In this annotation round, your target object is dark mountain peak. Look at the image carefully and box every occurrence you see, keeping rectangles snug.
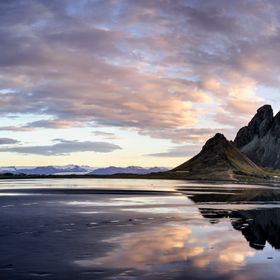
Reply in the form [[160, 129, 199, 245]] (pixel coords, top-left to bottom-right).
[[248, 104, 273, 129], [251, 104, 273, 135], [211, 132, 227, 141], [271, 110, 280, 126], [270, 110, 280, 137], [203, 133, 228, 148], [256, 104, 273, 115], [234, 104, 274, 148], [201, 133, 230, 157], [233, 104, 280, 169]]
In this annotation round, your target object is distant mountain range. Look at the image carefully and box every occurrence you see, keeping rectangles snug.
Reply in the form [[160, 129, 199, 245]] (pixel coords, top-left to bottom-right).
[[89, 166, 168, 175], [0, 165, 93, 175], [0, 165, 168, 176]]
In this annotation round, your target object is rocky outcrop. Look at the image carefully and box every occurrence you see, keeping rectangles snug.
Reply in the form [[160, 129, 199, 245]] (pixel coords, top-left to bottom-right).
[[234, 105, 280, 169], [234, 105, 273, 149]]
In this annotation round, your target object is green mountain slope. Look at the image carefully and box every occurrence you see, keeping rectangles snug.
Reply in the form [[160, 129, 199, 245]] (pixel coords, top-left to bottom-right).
[[171, 133, 266, 180]]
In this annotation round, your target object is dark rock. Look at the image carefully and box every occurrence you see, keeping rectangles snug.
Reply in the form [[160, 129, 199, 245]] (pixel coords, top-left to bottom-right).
[[234, 104, 273, 149], [234, 104, 280, 169]]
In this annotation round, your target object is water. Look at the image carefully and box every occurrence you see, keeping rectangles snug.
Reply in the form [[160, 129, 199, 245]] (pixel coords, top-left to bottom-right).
[[0, 178, 280, 279]]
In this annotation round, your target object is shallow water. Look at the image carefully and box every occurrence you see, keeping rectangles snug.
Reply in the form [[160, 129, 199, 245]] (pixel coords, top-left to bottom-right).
[[0, 179, 280, 279]]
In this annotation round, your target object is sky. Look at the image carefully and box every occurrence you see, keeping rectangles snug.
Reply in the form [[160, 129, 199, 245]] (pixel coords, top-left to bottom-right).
[[0, 0, 280, 168]]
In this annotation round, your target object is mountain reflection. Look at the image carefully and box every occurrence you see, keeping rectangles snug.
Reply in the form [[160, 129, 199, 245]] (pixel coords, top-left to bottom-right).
[[187, 188, 280, 250]]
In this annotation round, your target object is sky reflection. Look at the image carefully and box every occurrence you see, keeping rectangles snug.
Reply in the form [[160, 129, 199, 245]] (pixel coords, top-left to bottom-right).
[[74, 185, 280, 279], [75, 221, 258, 278]]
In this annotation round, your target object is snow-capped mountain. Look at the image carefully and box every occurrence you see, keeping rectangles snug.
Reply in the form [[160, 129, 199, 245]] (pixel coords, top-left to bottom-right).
[[0, 165, 94, 175], [0, 166, 18, 173], [89, 166, 168, 175], [0, 165, 168, 175], [18, 165, 90, 175]]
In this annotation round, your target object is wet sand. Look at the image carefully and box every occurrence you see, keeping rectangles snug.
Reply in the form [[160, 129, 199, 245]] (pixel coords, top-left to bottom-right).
[[1, 179, 280, 279]]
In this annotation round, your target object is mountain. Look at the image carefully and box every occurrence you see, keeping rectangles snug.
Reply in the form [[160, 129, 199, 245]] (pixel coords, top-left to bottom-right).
[[0, 165, 93, 175], [20, 165, 91, 175], [0, 166, 18, 173], [89, 166, 168, 175], [234, 104, 280, 169], [0, 165, 167, 176], [171, 133, 266, 180]]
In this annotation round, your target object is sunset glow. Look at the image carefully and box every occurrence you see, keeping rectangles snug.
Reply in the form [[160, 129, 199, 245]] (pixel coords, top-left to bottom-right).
[[1, 1, 279, 167]]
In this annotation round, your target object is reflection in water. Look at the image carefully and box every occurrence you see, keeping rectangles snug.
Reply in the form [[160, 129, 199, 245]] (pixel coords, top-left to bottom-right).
[[199, 208, 280, 250], [3, 180, 280, 279], [188, 188, 280, 250], [75, 186, 280, 279], [77, 226, 201, 269], [76, 223, 255, 276]]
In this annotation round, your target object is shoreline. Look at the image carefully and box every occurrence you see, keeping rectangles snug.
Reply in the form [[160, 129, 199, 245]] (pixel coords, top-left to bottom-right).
[[0, 173, 279, 189]]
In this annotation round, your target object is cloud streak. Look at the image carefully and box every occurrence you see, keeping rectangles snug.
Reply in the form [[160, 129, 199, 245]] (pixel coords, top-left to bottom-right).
[[0, 138, 20, 145], [0, 139, 121, 155], [147, 144, 201, 158]]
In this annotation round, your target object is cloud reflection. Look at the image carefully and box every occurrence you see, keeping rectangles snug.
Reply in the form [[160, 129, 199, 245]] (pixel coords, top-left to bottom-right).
[[75, 223, 255, 276]]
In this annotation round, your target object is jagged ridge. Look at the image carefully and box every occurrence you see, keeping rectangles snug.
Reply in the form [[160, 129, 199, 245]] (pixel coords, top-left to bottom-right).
[[234, 104, 280, 169]]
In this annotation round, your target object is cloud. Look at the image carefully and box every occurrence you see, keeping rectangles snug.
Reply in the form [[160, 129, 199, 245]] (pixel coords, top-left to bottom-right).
[[0, 139, 121, 155], [147, 144, 201, 158], [0, 126, 33, 132], [25, 119, 80, 129], [75, 222, 255, 276], [0, 138, 20, 145], [75, 225, 199, 270], [140, 128, 235, 144], [0, 0, 278, 143], [92, 131, 118, 140]]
